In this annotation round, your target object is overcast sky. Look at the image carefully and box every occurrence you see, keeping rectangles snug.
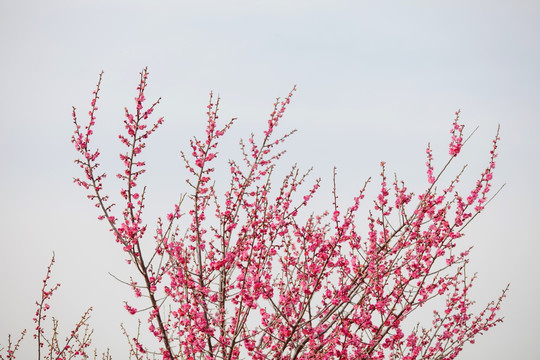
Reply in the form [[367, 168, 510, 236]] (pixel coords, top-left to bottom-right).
[[1, 1, 539, 358]]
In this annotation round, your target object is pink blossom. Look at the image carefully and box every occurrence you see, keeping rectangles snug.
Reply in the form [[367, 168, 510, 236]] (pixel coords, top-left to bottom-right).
[[67, 70, 507, 360]]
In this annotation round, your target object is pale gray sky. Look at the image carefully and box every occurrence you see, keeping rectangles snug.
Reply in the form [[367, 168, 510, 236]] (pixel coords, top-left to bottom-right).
[[1, 1, 539, 358]]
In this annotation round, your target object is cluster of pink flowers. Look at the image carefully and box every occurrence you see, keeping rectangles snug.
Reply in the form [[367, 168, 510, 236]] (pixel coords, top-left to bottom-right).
[[7, 68, 504, 360], [448, 111, 465, 157]]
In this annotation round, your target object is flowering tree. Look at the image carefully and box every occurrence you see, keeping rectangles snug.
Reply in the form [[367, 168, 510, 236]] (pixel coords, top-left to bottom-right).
[[2, 68, 507, 360], [0, 253, 102, 360]]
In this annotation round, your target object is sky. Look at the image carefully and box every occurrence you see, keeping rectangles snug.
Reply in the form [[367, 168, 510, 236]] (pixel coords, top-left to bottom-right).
[[0, 0, 539, 358]]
